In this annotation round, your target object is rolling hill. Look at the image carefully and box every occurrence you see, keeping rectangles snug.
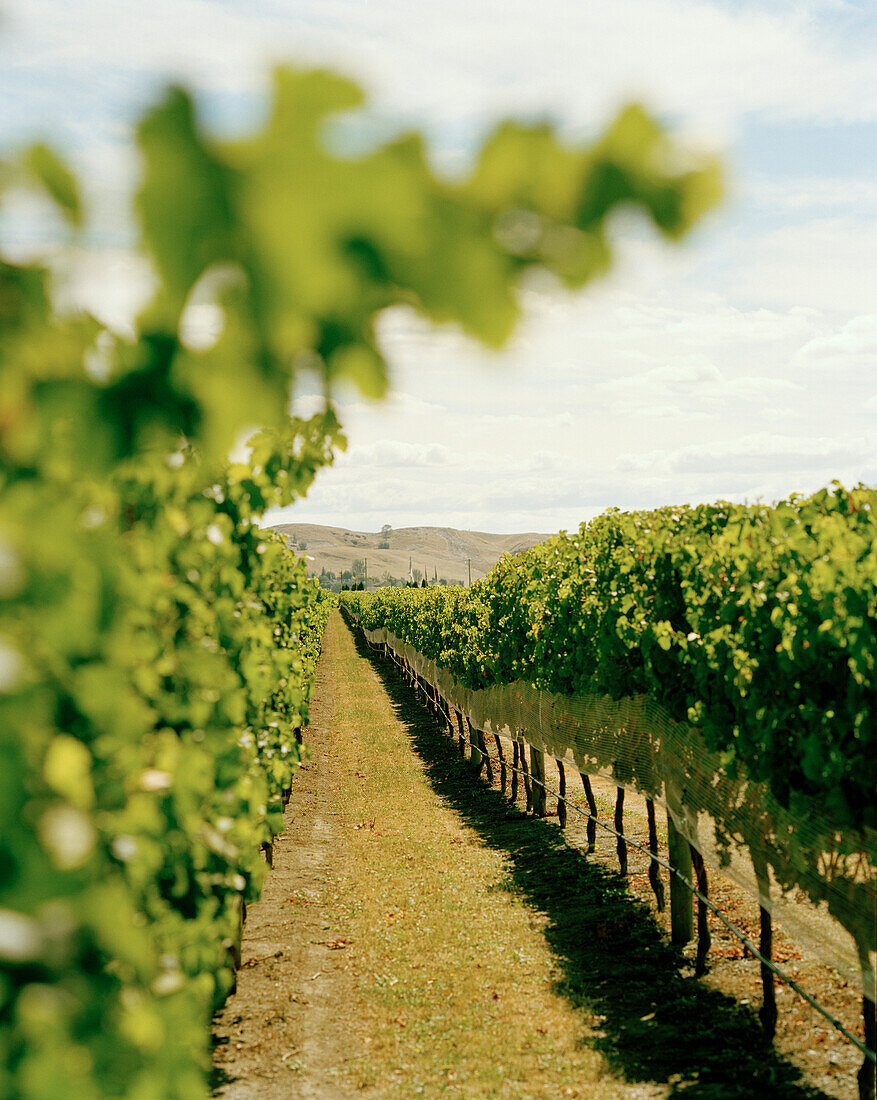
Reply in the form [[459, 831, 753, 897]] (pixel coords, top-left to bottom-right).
[[271, 523, 550, 588]]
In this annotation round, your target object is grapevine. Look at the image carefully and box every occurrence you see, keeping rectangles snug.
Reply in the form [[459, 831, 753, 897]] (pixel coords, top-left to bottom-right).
[[0, 67, 719, 1099]]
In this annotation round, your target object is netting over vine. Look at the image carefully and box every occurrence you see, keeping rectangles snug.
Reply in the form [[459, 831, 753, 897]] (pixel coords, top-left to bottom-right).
[[361, 622, 876, 1002]]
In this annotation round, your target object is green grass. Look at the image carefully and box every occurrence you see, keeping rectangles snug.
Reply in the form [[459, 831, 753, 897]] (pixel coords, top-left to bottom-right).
[[311, 613, 830, 1100], [319, 612, 619, 1098]]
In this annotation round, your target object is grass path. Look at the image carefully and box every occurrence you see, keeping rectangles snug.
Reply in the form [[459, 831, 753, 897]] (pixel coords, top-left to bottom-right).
[[213, 611, 835, 1099]]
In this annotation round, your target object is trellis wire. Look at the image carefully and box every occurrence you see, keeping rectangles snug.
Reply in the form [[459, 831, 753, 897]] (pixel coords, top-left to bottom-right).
[[369, 633, 876, 1065]]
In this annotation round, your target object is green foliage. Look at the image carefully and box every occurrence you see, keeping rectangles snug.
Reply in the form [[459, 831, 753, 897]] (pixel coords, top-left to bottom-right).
[[0, 430, 337, 1100], [1, 63, 718, 1099], [128, 67, 719, 462], [343, 490, 877, 968], [342, 486, 877, 836]]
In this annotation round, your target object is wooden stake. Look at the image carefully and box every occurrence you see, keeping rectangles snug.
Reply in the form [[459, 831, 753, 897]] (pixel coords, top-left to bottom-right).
[[520, 743, 533, 813], [441, 696, 455, 738], [556, 759, 567, 827], [759, 906, 777, 1039], [478, 730, 494, 784], [511, 741, 519, 802], [530, 747, 548, 816], [495, 735, 507, 794], [579, 772, 598, 852], [645, 799, 665, 912], [466, 717, 484, 777], [614, 787, 627, 876], [690, 845, 711, 976], [454, 710, 467, 758], [667, 814, 693, 946]]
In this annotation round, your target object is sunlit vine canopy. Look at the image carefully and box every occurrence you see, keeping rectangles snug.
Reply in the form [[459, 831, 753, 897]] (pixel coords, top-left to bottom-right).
[[0, 68, 719, 1099]]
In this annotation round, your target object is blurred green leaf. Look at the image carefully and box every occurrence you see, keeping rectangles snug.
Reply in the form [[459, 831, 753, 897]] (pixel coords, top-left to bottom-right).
[[22, 143, 82, 227]]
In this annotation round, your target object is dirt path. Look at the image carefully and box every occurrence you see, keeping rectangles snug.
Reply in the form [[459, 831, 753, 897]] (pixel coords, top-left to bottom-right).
[[212, 639, 354, 1099], [212, 612, 849, 1098]]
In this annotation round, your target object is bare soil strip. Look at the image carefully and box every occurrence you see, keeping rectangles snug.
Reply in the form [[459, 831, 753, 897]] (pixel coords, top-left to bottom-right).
[[212, 641, 353, 1099], [213, 612, 851, 1098]]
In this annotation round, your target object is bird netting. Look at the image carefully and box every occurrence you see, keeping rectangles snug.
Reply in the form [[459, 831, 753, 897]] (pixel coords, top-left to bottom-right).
[[361, 622, 876, 1003]]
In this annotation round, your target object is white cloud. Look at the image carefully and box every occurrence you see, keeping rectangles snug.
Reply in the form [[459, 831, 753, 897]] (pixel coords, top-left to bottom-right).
[[728, 217, 877, 313], [793, 314, 877, 370], [5, 0, 876, 534], [342, 440, 451, 468], [664, 431, 872, 476], [596, 356, 802, 417], [750, 176, 877, 215], [5, 0, 877, 148]]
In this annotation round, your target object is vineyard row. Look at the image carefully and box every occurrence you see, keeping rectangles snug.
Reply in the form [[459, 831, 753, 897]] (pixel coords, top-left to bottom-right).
[[340, 487, 877, 1090]]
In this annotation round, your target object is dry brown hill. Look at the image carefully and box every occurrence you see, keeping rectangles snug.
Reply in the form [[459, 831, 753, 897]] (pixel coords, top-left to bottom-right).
[[271, 523, 550, 588]]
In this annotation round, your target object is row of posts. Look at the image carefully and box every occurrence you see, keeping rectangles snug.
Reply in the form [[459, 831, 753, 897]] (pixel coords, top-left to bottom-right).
[[375, 637, 875, 1100], [389, 648, 704, 950]]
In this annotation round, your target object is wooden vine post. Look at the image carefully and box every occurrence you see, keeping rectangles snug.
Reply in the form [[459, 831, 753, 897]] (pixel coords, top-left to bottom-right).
[[437, 691, 456, 740], [454, 710, 468, 758], [510, 742, 520, 802], [614, 788, 628, 875], [519, 742, 533, 812], [579, 772, 598, 852], [444, 701, 457, 741], [645, 799, 665, 911], [556, 759, 567, 827], [478, 729, 494, 784], [495, 735, 507, 794], [529, 746, 548, 816], [666, 814, 694, 945], [759, 906, 778, 1039], [689, 845, 711, 976], [466, 717, 484, 777]]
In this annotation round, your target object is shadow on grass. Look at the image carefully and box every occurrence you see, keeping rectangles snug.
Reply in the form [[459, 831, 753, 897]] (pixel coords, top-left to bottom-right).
[[351, 625, 832, 1100]]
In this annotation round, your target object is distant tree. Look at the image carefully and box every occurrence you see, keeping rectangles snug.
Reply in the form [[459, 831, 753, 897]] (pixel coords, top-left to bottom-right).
[[299, 540, 307, 551], [412, 567, 422, 584], [420, 577, 428, 587]]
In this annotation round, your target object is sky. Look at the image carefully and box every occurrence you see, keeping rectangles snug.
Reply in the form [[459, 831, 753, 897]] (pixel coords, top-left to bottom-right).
[[1, 0, 875, 534]]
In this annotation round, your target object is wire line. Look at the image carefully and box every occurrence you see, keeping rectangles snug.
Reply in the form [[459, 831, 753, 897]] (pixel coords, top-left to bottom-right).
[[366, 632, 876, 1063]]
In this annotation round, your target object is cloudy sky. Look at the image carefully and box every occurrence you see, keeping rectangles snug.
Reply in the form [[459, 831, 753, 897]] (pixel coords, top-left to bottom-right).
[[2, 0, 876, 534]]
